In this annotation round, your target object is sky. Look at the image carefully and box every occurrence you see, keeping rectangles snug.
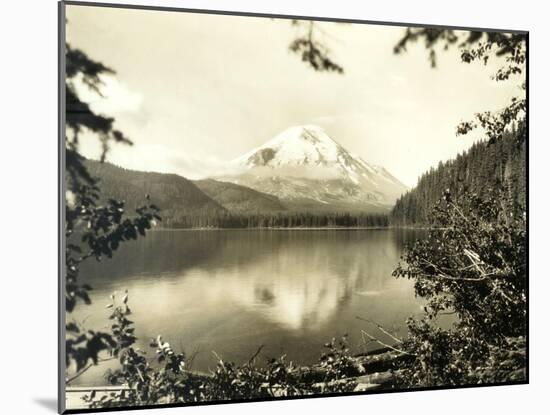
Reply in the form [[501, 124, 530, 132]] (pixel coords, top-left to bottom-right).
[[66, 4, 524, 187]]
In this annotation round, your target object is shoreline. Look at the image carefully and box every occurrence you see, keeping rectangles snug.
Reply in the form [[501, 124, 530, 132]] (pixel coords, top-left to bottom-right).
[[65, 336, 526, 410], [65, 347, 407, 409], [148, 226, 432, 231], [153, 226, 389, 231]]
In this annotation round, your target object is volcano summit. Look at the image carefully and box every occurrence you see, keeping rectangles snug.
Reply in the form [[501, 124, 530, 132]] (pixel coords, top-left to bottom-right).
[[218, 125, 408, 212]]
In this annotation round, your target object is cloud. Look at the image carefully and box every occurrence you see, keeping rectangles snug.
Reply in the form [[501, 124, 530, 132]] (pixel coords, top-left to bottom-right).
[[72, 73, 143, 115], [388, 74, 406, 87], [169, 154, 246, 179], [84, 141, 243, 180]]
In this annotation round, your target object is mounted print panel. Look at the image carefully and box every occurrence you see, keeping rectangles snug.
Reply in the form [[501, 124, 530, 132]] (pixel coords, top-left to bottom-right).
[[59, 1, 528, 413]]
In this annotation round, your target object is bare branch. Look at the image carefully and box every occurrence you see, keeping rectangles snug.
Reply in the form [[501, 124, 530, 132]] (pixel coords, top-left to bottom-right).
[[356, 316, 403, 344], [66, 357, 116, 384], [247, 345, 265, 366], [360, 330, 411, 356]]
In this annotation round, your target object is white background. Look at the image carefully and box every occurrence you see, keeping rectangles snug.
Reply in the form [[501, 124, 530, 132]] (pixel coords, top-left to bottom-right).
[[1, 0, 547, 414]]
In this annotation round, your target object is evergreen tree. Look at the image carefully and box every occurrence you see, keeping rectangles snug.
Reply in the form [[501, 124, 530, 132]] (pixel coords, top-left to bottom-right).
[[391, 125, 526, 225]]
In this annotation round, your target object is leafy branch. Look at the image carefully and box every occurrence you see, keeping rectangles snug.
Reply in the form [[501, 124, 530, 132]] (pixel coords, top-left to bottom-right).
[[289, 21, 344, 74], [64, 40, 161, 384]]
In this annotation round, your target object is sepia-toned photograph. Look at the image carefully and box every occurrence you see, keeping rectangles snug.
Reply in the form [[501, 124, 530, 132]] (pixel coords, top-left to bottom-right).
[[61, 2, 527, 412]]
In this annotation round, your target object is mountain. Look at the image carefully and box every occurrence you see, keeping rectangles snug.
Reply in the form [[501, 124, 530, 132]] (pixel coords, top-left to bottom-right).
[[194, 179, 287, 213], [219, 125, 408, 212], [83, 160, 226, 226], [391, 125, 526, 225], [78, 158, 393, 229]]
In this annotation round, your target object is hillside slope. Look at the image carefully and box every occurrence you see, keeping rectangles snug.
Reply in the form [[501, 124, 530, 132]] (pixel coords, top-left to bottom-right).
[[194, 179, 287, 213], [83, 160, 226, 225], [391, 128, 526, 225]]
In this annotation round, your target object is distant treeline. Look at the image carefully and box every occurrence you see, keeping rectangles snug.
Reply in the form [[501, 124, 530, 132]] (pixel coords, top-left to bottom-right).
[[391, 124, 526, 225], [167, 212, 390, 229]]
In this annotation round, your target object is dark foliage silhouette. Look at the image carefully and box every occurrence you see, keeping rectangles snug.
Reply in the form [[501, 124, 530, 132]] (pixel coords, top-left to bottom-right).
[[64, 43, 159, 383]]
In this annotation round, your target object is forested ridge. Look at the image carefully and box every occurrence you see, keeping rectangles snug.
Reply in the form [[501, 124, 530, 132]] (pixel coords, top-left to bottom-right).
[[172, 211, 389, 229], [83, 159, 226, 217], [391, 124, 526, 225], [194, 178, 287, 213], [83, 159, 390, 229]]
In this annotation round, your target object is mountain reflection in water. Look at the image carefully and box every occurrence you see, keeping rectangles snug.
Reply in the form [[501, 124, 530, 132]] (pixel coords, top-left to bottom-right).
[[71, 229, 426, 386]]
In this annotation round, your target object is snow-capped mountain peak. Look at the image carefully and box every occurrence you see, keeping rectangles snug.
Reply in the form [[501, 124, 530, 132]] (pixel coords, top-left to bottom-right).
[[234, 125, 344, 169], [223, 125, 408, 210]]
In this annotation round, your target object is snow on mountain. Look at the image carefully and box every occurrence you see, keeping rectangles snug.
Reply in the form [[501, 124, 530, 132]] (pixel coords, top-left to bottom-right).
[[221, 125, 408, 210], [235, 125, 343, 167]]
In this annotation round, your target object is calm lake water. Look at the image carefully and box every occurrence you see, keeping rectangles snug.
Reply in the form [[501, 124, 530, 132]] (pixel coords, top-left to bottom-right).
[[70, 228, 427, 386]]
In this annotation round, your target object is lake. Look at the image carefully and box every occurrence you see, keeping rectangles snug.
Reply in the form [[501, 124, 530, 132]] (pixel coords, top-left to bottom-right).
[[70, 228, 427, 385]]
